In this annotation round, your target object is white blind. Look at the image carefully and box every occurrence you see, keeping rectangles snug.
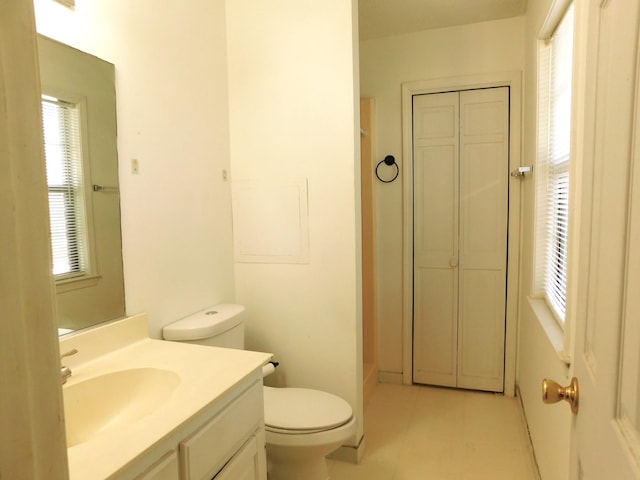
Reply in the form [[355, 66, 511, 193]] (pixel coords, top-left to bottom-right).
[[42, 97, 88, 278], [535, 3, 575, 323]]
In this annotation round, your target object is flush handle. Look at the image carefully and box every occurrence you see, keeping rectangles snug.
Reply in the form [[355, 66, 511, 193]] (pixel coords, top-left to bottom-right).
[[542, 377, 579, 414]]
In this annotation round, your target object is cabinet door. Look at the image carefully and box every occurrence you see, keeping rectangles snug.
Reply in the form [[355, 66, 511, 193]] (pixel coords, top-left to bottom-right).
[[180, 383, 263, 479], [214, 434, 263, 480], [135, 451, 179, 480]]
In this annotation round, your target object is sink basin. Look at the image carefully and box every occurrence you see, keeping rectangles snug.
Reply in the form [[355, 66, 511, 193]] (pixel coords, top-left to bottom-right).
[[63, 368, 180, 447]]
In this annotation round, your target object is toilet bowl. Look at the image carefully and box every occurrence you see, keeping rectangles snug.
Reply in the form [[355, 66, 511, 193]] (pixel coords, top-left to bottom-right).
[[162, 304, 356, 480], [263, 386, 356, 480]]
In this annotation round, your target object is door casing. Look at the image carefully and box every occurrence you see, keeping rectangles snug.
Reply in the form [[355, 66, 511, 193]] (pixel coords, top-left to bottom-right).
[[401, 71, 522, 395]]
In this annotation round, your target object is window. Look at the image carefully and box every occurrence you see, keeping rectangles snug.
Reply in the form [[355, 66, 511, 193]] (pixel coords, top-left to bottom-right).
[[41, 95, 89, 279], [535, 2, 575, 325]]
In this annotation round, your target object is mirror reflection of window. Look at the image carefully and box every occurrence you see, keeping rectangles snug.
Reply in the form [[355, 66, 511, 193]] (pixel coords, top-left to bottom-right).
[[38, 34, 125, 333], [41, 95, 90, 279]]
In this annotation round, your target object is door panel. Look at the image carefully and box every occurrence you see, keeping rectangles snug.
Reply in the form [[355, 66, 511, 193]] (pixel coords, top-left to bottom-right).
[[458, 268, 505, 391], [618, 126, 640, 473], [413, 92, 459, 387], [414, 268, 457, 386], [416, 145, 458, 261], [458, 88, 509, 391], [460, 143, 507, 265]]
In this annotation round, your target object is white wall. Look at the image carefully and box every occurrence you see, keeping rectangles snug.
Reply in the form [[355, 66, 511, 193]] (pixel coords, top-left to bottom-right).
[[360, 17, 525, 376], [34, 0, 236, 338], [36, 0, 364, 450], [517, 1, 572, 478], [226, 0, 363, 447]]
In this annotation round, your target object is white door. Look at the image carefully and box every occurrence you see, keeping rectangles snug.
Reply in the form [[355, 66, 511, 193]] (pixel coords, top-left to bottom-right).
[[567, 0, 640, 477], [413, 91, 459, 388], [413, 87, 509, 392]]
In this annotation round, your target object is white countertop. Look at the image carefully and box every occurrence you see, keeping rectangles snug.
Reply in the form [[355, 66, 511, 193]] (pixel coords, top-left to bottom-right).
[[59, 314, 271, 479]]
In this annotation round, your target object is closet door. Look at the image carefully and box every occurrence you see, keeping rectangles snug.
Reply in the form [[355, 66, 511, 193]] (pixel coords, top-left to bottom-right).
[[457, 88, 509, 392], [412, 88, 509, 392], [412, 91, 460, 387]]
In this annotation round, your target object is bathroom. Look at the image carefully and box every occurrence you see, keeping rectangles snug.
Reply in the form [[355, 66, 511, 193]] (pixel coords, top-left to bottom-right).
[[3, 0, 640, 478]]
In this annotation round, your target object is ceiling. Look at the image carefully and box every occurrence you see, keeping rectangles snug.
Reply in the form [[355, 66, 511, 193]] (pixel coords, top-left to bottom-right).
[[358, 0, 528, 40]]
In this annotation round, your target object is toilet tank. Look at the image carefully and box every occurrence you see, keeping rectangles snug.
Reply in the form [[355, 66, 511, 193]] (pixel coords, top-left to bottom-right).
[[162, 304, 245, 349]]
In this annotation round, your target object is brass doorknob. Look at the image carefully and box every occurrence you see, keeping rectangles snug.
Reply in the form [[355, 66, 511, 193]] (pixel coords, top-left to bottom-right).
[[542, 377, 579, 414]]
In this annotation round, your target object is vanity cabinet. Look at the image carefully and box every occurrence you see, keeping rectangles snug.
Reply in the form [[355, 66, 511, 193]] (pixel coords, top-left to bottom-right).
[[122, 377, 266, 480], [61, 316, 272, 480], [180, 381, 266, 480]]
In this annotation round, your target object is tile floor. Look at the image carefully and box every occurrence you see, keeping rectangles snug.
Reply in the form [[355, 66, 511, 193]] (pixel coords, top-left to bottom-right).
[[327, 383, 539, 480]]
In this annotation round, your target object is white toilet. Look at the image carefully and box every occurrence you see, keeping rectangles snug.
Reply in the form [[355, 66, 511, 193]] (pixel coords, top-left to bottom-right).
[[162, 304, 356, 480]]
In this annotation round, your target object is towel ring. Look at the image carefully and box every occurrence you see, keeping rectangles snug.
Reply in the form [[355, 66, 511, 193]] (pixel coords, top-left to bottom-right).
[[376, 155, 399, 183]]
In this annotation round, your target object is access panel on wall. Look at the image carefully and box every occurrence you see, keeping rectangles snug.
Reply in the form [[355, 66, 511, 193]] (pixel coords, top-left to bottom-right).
[[412, 87, 509, 393]]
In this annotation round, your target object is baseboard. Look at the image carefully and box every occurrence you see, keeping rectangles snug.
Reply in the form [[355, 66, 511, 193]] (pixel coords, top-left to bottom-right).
[[377, 371, 404, 384], [515, 385, 542, 480], [363, 362, 377, 403], [328, 434, 366, 464]]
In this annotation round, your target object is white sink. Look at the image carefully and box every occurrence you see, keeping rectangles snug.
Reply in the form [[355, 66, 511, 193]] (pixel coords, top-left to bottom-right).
[[63, 368, 180, 447]]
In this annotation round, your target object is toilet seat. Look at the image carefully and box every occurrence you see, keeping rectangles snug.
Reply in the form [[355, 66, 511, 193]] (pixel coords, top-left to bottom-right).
[[263, 387, 353, 434]]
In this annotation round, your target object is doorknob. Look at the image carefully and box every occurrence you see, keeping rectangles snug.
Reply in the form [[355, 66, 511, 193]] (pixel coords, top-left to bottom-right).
[[542, 377, 579, 414], [449, 257, 458, 267]]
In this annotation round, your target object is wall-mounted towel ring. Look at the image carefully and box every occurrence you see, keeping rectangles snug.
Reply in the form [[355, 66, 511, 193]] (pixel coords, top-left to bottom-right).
[[376, 155, 399, 183]]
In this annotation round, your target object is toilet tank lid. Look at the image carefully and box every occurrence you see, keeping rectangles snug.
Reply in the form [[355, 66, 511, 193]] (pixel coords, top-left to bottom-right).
[[162, 304, 245, 341]]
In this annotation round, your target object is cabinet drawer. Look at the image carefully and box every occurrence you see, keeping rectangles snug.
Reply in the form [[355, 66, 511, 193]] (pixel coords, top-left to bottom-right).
[[180, 382, 263, 480]]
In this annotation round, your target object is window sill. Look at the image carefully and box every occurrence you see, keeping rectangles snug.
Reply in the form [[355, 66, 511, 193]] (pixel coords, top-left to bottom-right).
[[55, 273, 101, 293], [527, 296, 572, 365]]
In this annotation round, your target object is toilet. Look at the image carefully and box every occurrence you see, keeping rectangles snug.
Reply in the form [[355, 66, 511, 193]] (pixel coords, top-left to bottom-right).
[[162, 304, 356, 480]]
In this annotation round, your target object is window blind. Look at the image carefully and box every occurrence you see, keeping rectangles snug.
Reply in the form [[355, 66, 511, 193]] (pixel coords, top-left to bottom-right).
[[42, 97, 88, 278], [535, 3, 574, 323]]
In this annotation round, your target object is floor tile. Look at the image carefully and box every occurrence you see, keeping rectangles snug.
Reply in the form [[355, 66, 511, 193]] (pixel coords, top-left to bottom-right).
[[329, 383, 539, 480]]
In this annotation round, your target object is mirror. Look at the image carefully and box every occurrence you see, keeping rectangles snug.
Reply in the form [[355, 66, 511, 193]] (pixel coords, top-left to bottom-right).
[[38, 35, 126, 334]]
